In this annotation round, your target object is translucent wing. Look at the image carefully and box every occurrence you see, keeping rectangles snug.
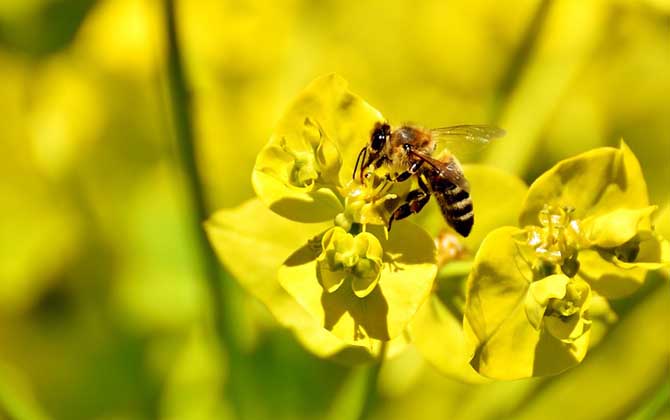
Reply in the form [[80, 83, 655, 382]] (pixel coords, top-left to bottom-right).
[[430, 124, 505, 158], [409, 149, 470, 192], [431, 124, 506, 143]]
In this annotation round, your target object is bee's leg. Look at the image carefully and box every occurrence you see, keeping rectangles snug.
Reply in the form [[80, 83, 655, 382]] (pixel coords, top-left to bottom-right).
[[394, 171, 412, 182], [417, 173, 430, 193], [353, 147, 367, 180], [388, 188, 431, 230], [393, 160, 424, 183]]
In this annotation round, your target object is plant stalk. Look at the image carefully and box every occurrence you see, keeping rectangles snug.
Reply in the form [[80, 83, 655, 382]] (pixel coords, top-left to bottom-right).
[[163, 1, 250, 417], [358, 344, 386, 420]]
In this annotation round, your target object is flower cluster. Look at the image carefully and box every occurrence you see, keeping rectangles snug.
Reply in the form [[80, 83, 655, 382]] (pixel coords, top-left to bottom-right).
[[207, 75, 436, 360], [206, 75, 669, 377], [316, 227, 383, 298]]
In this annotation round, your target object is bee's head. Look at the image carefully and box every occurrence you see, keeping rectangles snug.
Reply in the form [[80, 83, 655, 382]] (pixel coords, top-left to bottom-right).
[[354, 122, 391, 182], [370, 122, 391, 153]]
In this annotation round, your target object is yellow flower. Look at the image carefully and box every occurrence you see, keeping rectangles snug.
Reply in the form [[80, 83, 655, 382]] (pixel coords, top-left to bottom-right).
[[464, 142, 668, 379], [209, 75, 436, 355]]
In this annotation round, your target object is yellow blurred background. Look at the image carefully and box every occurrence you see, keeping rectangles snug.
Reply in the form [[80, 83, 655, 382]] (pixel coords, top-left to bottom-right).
[[0, 0, 668, 419]]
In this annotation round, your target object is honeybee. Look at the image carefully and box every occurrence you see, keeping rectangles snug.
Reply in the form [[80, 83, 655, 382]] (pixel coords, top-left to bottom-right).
[[353, 122, 505, 237]]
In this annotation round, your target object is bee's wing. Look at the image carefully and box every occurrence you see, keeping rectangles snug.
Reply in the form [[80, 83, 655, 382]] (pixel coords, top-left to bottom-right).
[[409, 150, 470, 192], [430, 124, 505, 158]]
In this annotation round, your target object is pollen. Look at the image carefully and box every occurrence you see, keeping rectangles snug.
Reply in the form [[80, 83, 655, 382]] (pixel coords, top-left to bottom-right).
[[520, 204, 586, 277]]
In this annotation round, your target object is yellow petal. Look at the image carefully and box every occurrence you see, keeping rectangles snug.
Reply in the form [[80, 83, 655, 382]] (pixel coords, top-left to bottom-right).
[[525, 274, 569, 330], [582, 206, 657, 248], [577, 249, 646, 299], [520, 141, 649, 227], [206, 199, 379, 362], [252, 74, 383, 222], [279, 222, 436, 344]]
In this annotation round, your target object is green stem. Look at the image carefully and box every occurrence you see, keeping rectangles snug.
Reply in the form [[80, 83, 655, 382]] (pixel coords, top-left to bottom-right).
[[325, 344, 386, 420], [437, 260, 472, 279], [163, 1, 249, 417], [358, 344, 386, 420]]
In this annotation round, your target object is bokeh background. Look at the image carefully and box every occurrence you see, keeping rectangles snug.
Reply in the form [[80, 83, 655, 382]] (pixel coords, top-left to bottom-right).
[[0, 0, 668, 419]]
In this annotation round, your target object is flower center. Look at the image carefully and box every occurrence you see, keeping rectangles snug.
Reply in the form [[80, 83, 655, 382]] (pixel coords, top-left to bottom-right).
[[523, 204, 584, 277], [334, 174, 405, 229], [547, 281, 584, 318], [276, 117, 343, 189]]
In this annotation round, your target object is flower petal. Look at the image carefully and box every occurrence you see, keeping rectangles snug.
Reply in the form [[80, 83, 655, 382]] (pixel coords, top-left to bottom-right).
[[525, 274, 569, 330], [582, 206, 657, 248], [205, 199, 381, 362], [577, 249, 646, 299], [252, 74, 383, 222], [520, 141, 649, 227], [409, 294, 489, 383], [610, 231, 670, 270], [279, 222, 436, 344], [544, 314, 591, 342], [357, 232, 384, 261], [351, 261, 381, 298], [317, 260, 347, 293], [545, 278, 592, 341]]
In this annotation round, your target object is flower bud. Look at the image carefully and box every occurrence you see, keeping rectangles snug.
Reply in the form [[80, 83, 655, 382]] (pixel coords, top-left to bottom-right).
[[316, 227, 383, 298], [290, 151, 319, 187], [525, 274, 591, 342], [544, 278, 591, 341]]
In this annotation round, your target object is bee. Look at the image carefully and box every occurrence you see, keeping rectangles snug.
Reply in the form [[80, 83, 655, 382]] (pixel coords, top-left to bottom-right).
[[353, 122, 505, 237]]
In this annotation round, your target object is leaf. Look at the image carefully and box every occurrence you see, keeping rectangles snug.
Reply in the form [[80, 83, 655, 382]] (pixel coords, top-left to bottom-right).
[[279, 222, 436, 345], [582, 206, 657, 248], [519, 141, 649, 227], [464, 227, 589, 379], [205, 199, 382, 362], [252, 74, 384, 222]]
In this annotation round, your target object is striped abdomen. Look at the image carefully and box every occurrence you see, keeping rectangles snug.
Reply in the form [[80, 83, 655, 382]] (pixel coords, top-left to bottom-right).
[[428, 171, 474, 237]]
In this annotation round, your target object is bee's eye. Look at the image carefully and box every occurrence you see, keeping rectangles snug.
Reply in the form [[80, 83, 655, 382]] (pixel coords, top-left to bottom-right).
[[371, 129, 386, 151]]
